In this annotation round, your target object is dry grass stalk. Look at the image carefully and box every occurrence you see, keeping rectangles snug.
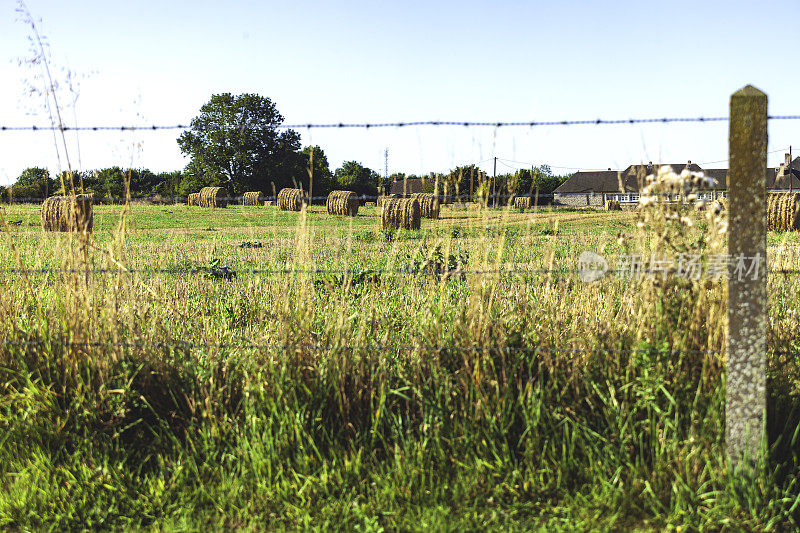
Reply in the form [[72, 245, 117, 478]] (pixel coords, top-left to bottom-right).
[[364, 201, 376, 207], [277, 188, 306, 211], [381, 198, 421, 230], [41, 195, 94, 232], [411, 193, 440, 219], [242, 191, 261, 206], [326, 190, 359, 216], [187, 193, 201, 206], [199, 186, 228, 208]]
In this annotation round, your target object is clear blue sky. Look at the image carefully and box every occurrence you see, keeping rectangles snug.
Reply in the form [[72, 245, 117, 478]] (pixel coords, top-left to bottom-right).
[[1, 0, 798, 185]]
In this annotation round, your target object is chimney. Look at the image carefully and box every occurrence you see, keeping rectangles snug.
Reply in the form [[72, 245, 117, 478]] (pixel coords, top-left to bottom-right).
[[778, 163, 786, 178], [787, 153, 792, 168]]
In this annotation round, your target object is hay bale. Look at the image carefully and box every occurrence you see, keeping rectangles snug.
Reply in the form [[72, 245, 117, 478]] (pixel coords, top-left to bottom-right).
[[326, 190, 359, 216], [187, 192, 201, 206], [41, 195, 94, 232], [199, 186, 228, 208], [277, 188, 307, 211], [768, 192, 800, 231], [411, 193, 440, 219], [513, 196, 532, 210], [242, 191, 261, 206], [381, 198, 421, 230], [605, 200, 622, 211]]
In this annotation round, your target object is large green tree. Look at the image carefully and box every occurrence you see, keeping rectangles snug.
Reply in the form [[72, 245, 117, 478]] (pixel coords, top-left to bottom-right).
[[10, 167, 56, 199], [334, 161, 380, 198], [177, 93, 301, 194]]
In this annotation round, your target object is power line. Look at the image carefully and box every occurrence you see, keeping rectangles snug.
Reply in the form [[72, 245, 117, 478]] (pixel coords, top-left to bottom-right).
[[496, 148, 793, 172], [496, 157, 607, 172], [699, 147, 791, 166]]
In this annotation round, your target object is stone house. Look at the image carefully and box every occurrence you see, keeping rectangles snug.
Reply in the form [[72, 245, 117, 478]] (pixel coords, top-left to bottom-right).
[[552, 160, 788, 207]]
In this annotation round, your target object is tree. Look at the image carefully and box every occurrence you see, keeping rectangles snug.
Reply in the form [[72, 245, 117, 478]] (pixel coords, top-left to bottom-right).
[[88, 167, 122, 199], [177, 93, 301, 195], [298, 145, 334, 197], [425, 165, 482, 200], [334, 161, 380, 197], [11, 167, 56, 199]]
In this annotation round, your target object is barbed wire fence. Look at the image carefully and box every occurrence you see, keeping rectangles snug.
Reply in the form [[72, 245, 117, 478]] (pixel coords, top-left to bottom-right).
[[1, 109, 799, 364], [2, 114, 800, 131]]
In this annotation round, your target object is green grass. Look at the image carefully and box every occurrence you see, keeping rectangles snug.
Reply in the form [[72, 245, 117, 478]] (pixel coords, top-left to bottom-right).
[[1, 202, 800, 530]]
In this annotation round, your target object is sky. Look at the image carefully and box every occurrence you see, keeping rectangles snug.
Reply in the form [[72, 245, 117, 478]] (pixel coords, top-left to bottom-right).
[[1, 0, 798, 186]]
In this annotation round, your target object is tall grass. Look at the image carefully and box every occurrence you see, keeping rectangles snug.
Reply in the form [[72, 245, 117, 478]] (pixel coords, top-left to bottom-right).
[[1, 191, 800, 529]]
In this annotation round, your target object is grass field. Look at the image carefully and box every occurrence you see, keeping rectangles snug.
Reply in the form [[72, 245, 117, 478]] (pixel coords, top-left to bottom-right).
[[2, 201, 800, 530]]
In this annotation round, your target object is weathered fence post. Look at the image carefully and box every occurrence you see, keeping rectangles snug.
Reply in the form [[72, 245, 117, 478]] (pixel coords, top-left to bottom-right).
[[727, 85, 768, 467]]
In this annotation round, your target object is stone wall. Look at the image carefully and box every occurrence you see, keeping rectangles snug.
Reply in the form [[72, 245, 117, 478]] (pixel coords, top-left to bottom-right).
[[554, 193, 605, 208]]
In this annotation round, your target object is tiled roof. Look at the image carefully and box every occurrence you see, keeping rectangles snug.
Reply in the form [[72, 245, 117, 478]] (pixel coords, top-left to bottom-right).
[[555, 163, 702, 194], [552, 171, 625, 194]]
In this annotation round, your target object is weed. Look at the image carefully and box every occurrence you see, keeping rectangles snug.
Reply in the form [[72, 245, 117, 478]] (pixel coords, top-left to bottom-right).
[[193, 258, 237, 281]]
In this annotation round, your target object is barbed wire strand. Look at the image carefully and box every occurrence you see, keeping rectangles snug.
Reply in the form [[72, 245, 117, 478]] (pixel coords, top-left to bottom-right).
[[1, 189, 753, 203], [0, 266, 798, 276], [0, 192, 559, 203], [2, 115, 800, 132], [2, 338, 796, 358], [0, 338, 729, 354]]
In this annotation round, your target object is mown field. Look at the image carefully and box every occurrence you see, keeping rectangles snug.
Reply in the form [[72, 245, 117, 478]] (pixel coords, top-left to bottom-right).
[[2, 201, 800, 530]]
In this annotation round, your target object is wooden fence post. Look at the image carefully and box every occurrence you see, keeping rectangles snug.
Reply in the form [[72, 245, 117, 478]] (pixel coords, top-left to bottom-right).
[[727, 85, 768, 467]]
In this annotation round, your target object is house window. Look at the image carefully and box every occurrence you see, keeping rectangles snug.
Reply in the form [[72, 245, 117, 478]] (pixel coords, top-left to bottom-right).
[[611, 193, 639, 202]]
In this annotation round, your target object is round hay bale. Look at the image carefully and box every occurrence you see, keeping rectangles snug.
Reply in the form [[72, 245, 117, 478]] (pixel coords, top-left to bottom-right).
[[326, 190, 359, 216], [41, 195, 94, 232], [768, 192, 800, 231], [605, 200, 622, 211], [513, 196, 532, 210], [242, 191, 261, 206], [381, 198, 421, 230], [199, 186, 228, 208], [411, 193, 440, 219], [277, 188, 307, 211], [187, 192, 201, 206]]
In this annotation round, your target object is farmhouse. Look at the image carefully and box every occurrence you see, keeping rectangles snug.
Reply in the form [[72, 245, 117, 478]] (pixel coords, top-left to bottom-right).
[[775, 154, 800, 189], [553, 158, 796, 207]]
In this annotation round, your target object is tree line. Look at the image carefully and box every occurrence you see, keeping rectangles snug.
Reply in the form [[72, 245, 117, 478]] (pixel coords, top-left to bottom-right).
[[1, 93, 570, 202]]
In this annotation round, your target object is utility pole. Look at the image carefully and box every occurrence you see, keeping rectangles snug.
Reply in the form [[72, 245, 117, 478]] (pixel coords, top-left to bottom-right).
[[469, 166, 474, 202], [493, 156, 497, 207], [383, 147, 389, 195]]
